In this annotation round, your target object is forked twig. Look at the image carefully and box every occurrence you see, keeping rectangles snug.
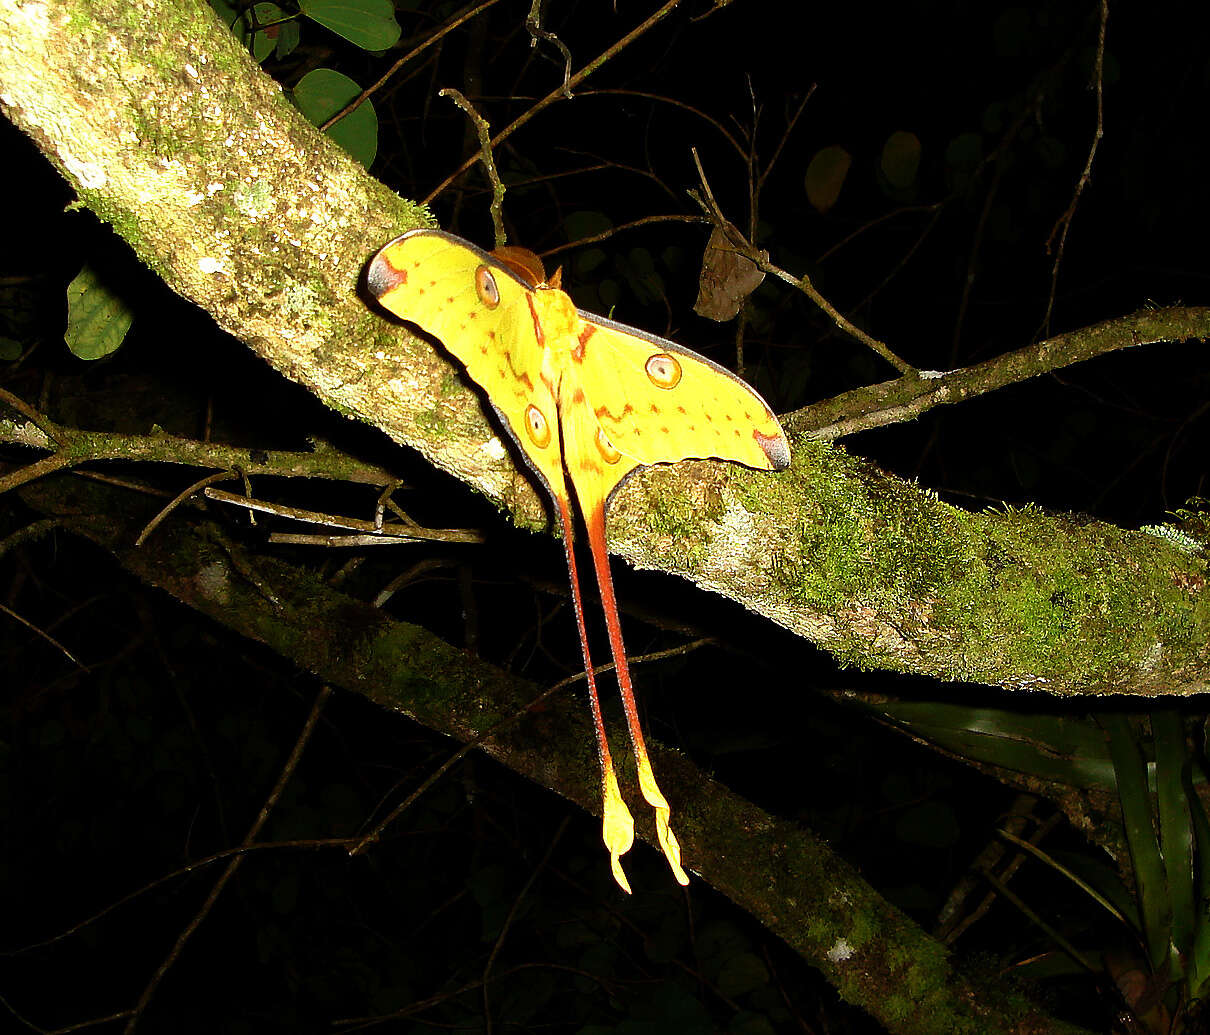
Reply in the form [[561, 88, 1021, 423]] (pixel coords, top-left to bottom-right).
[[348, 638, 714, 856], [121, 686, 334, 1033], [319, 0, 504, 132], [690, 150, 914, 375], [135, 469, 237, 546], [439, 88, 508, 245], [483, 816, 570, 1034], [425, 0, 686, 203], [525, 0, 573, 99], [1038, 0, 1108, 337]]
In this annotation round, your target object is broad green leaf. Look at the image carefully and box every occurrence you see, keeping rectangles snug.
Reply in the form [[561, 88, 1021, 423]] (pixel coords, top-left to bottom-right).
[[716, 950, 770, 998], [293, 68, 378, 168], [804, 145, 851, 214], [299, 0, 401, 51], [65, 265, 133, 360], [880, 130, 921, 191], [944, 132, 983, 191], [564, 209, 613, 243], [618, 246, 664, 306], [231, 2, 289, 63], [572, 246, 607, 277], [208, 0, 239, 27], [274, 17, 300, 58], [0, 336, 22, 361]]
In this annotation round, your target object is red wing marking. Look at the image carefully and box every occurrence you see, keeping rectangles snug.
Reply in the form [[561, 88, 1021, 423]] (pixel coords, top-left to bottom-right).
[[525, 294, 546, 347], [574, 324, 595, 361], [594, 403, 634, 422]]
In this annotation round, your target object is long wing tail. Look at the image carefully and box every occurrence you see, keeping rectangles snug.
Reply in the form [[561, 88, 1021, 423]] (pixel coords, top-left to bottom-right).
[[555, 494, 636, 893], [581, 499, 690, 888]]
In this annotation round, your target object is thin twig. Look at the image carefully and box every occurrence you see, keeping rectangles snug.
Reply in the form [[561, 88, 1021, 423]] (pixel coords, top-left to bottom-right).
[[0, 414, 400, 487], [0, 601, 86, 670], [690, 150, 913, 375], [525, 0, 573, 99], [0, 384, 67, 446], [204, 486, 484, 543], [122, 686, 333, 1033], [425, 0, 686, 204], [790, 305, 1210, 440], [318, 0, 504, 132], [349, 638, 714, 856], [540, 213, 704, 259], [439, 88, 507, 246], [483, 816, 569, 1034], [134, 469, 236, 546], [1038, 0, 1107, 337], [578, 88, 746, 163], [755, 88, 814, 201], [6, 838, 351, 956], [0, 453, 76, 496]]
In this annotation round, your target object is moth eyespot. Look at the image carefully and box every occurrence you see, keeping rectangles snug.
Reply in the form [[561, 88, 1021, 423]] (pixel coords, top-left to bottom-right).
[[524, 404, 551, 448], [645, 353, 682, 389], [475, 266, 501, 308], [596, 427, 621, 464]]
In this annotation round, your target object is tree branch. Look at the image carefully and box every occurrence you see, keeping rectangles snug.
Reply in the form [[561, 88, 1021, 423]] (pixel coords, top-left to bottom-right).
[[0, 0, 1207, 702], [15, 473, 1092, 1035]]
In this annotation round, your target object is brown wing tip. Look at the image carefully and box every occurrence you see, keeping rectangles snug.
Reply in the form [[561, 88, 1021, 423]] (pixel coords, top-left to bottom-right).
[[755, 429, 791, 470], [366, 247, 407, 301]]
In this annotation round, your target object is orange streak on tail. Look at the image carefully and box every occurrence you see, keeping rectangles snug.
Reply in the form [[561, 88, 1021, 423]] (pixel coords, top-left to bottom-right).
[[557, 494, 634, 894], [582, 502, 690, 887]]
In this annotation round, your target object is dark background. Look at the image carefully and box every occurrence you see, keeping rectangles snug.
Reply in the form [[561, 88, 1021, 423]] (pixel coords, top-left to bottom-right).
[[2, 1, 1208, 1031]]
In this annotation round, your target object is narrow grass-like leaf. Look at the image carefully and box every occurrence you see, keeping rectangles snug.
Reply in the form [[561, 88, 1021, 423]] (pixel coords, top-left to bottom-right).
[[861, 699, 1118, 788], [1153, 709, 1194, 979], [1182, 752, 1210, 997], [1102, 712, 1171, 972]]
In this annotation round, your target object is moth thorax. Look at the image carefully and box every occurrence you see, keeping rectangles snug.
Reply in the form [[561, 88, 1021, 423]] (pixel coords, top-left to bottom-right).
[[531, 286, 581, 351]]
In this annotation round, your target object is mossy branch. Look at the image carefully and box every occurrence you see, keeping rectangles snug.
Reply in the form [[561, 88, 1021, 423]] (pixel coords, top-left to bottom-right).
[[0, 0, 1207, 703], [16, 473, 1093, 1035]]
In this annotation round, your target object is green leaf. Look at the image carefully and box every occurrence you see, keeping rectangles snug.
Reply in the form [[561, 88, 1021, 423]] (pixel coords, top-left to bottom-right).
[[1102, 712, 1171, 972], [858, 698, 1120, 789], [716, 950, 769, 997], [274, 17, 301, 59], [880, 130, 921, 193], [292, 68, 378, 168], [65, 264, 133, 360], [299, 0, 401, 51], [564, 209, 614, 243], [232, 2, 289, 64], [804, 145, 851, 214], [944, 132, 983, 191], [1183, 740, 1210, 994], [1153, 709, 1194, 977]]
